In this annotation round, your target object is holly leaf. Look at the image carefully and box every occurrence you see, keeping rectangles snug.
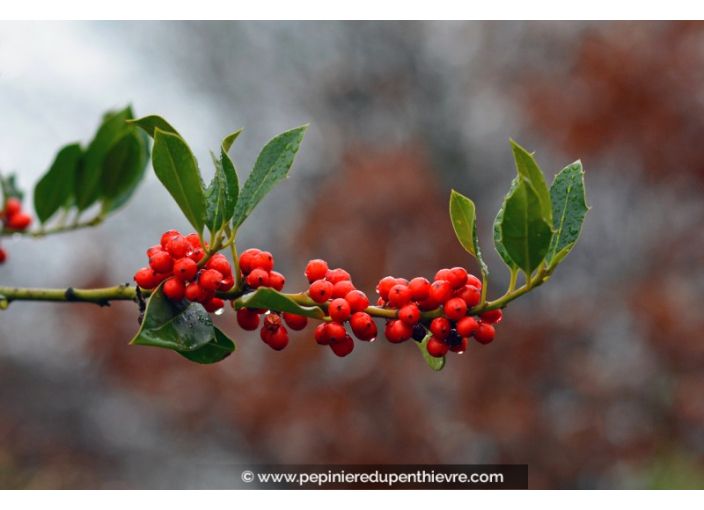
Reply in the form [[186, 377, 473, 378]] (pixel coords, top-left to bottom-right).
[[510, 140, 553, 226], [234, 288, 325, 320], [34, 143, 82, 223], [127, 115, 181, 139], [449, 190, 489, 276], [493, 177, 519, 271], [178, 327, 235, 364], [416, 332, 446, 372]]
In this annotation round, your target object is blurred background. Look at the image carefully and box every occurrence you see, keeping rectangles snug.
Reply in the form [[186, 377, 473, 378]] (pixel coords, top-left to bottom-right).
[[1, 20, 703, 489]]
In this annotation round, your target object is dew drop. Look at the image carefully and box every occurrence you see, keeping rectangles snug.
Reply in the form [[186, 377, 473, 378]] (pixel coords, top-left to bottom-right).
[[215, 308, 224, 316]]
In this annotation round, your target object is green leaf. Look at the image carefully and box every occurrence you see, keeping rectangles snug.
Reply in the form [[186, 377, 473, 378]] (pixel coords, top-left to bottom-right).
[[232, 125, 307, 228], [75, 106, 134, 211], [545, 161, 589, 266], [101, 131, 149, 212], [178, 327, 235, 364], [416, 333, 446, 372], [130, 282, 215, 351], [493, 177, 519, 271], [510, 140, 553, 225], [127, 115, 181, 139], [220, 129, 241, 219], [234, 288, 325, 320], [152, 128, 207, 234], [102, 130, 151, 214], [449, 190, 489, 276], [33, 143, 82, 223], [204, 130, 242, 234], [1, 174, 24, 203], [498, 178, 553, 276]]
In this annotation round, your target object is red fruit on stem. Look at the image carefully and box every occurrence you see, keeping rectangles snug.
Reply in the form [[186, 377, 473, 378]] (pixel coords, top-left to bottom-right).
[[314, 323, 330, 345], [449, 267, 469, 289], [283, 313, 308, 331], [149, 251, 174, 274], [4, 197, 21, 218], [427, 336, 449, 358], [237, 308, 261, 331], [332, 280, 355, 299], [268, 271, 286, 291], [376, 276, 398, 301], [434, 268, 450, 281], [134, 267, 158, 289], [0, 247, 6, 264], [474, 322, 495, 344], [417, 296, 440, 312], [456, 285, 481, 308], [239, 248, 261, 275], [349, 312, 376, 341], [6, 212, 31, 230], [325, 322, 347, 344], [163, 277, 186, 301], [203, 297, 225, 313], [429, 317, 451, 340], [456, 316, 479, 338], [325, 268, 351, 284], [344, 290, 369, 314], [147, 245, 164, 257], [173, 258, 198, 282], [329, 298, 351, 323], [330, 333, 354, 357], [218, 276, 235, 291], [166, 236, 192, 259], [309, 279, 333, 303], [385, 320, 412, 343], [246, 268, 269, 289], [429, 280, 453, 304], [408, 277, 431, 301], [387, 285, 412, 308], [466, 274, 482, 290], [185, 233, 203, 249], [305, 259, 329, 283], [398, 304, 420, 326], [251, 251, 274, 272], [479, 309, 503, 324], [185, 282, 205, 302], [444, 297, 468, 321], [160, 230, 181, 249], [206, 254, 232, 277], [267, 326, 289, 351]]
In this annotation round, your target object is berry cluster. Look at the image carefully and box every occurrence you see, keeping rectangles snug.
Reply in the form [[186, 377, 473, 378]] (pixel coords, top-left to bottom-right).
[[133, 230, 233, 313], [235, 249, 306, 351], [375, 267, 501, 357], [0, 197, 32, 263]]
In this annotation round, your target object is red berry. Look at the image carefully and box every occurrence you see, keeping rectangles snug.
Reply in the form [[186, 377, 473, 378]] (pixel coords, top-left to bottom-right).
[[4, 197, 21, 218], [260, 326, 273, 344], [449, 267, 469, 289], [429, 280, 453, 304], [479, 309, 503, 324], [434, 268, 451, 281], [332, 280, 355, 299], [134, 267, 158, 289], [189, 248, 205, 263], [314, 323, 330, 345], [166, 235, 192, 259], [430, 317, 451, 339], [376, 276, 398, 300], [398, 304, 420, 326], [199, 269, 224, 291], [202, 297, 225, 313], [457, 285, 481, 308], [283, 312, 308, 331], [329, 333, 354, 357], [185, 282, 206, 302], [395, 278, 409, 287], [387, 285, 412, 308], [206, 254, 232, 277], [305, 259, 329, 283], [326, 268, 351, 285], [160, 230, 181, 249], [474, 322, 495, 344], [329, 298, 351, 323], [377, 297, 387, 307], [268, 271, 286, 291], [408, 277, 431, 301], [267, 326, 289, 351], [251, 251, 274, 272], [349, 312, 377, 341], [239, 248, 261, 275], [467, 274, 482, 289], [246, 268, 269, 289], [0, 247, 6, 264], [237, 308, 260, 330], [173, 258, 198, 282], [6, 212, 31, 230], [385, 320, 412, 343], [309, 280, 333, 303], [149, 251, 174, 274], [219, 276, 235, 291], [185, 233, 203, 249], [146, 245, 163, 257], [163, 277, 186, 301], [417, 296, 440, 311], [456, 316, 478, 338], [325, 322, 347, 344], [344, 290, 369, 314], [426, 336, 449, 358], [448, 337, 469, 354], [444, 297, 467, 321], [263, 313, 282, 331]]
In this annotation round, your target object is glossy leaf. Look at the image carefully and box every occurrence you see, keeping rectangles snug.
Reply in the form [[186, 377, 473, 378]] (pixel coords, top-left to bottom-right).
[[232, 125, 307, 228], [127, 115, 181, 139], [75, 106, 133, 211], [204, 129, 242, 233], [101, 130, 149, 212], [34, 143, 82, 223], [234, 288, 325, 320], [152, 128, 206, 234], [498, 178, 553, 276], [449, 190, 489, 276], [416, 332, 446, 372], [220, 129, 241, 218], [130, 282, 215, 351], [510, 140, 552, 225], [545, 161, 589, 266], [178, 327, 235, 364], [1, 174, 24, 203], [493, 177, 519, 271]]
